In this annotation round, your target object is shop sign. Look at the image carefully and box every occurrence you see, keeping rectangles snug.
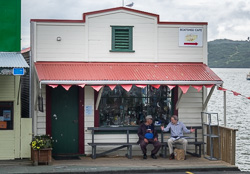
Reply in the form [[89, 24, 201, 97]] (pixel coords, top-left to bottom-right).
[[179, 28, 203, 47], [0, 68, 25, 75], [13, 68, 24, 75]]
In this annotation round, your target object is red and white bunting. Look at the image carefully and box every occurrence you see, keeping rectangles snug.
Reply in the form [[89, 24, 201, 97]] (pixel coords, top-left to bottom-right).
[[48, 84, 58, 88], [108, 85, 116, 90], [121, 85, 133, 92], [78, 84, 86, 88], [91, 85, 103, 92], [192, 85, 203, 92], [179, 85, 190, 94], [232, 91, 241, 96], [151, 85, 160, 89], [61, 85, 72, 91], [218, 87, 250, 100], [135, 85, 147, 88], [218, 87, 227, 91], [167, 85, 176, 90], [205, 84, 214, 88]]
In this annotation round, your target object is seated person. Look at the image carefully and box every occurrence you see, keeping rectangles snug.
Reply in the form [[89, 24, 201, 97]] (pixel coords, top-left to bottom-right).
[[137, 115, 161, 159], [161, 115, 194, 160]]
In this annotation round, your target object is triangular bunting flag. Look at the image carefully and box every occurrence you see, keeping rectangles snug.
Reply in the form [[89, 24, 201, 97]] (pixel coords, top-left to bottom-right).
[[91, 86, 103, 92], [48, 84, 58, 88], [218, 87, 227, 91], [108, 85, 116, 90], [61, 85, 72, 91], [136, 85, 147, 88], [232, 91, 241, 96], [167, 85, 176, 90], [78, 84, 85, 88], [121, 85, 133, 92], [192, 85, 203, 92], [205, 84, 214, 88], [179, 85, 190, 94], [151, 85, 160, 89]]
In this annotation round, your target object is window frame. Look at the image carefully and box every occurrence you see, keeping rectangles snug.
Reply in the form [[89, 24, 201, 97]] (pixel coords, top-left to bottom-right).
[[0, 101, 14, 130], [110, 26, 135, 52]]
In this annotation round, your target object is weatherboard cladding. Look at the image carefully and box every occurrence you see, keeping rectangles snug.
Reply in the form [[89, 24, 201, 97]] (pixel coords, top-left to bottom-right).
[[0, 52, 29, 68], [35, 62, 221, 82]]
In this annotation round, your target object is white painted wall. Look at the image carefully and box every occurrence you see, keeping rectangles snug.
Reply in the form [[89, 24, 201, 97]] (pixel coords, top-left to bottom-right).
[[34, 23, 86, 62], [87, 11, 157, 62], [157, 25, 207, 63]]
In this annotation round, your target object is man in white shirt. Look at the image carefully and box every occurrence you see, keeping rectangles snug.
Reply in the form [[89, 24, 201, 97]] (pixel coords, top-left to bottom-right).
[[161, 115, 195, 159]]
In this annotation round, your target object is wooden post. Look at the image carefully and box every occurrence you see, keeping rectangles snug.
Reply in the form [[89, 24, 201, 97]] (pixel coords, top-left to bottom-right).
[[224, 91, 227, 126]]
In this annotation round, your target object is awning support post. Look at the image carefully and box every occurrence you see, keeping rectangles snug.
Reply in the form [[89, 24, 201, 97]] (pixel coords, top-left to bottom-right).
[[224, 91, 227, 126], [175, 90, 183, 110], [202, 85, 216, 110], [95, 87, 104, 110]]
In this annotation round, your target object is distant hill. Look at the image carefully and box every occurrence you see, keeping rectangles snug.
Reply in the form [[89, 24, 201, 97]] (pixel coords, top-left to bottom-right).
[[208, 39, 250, 68]]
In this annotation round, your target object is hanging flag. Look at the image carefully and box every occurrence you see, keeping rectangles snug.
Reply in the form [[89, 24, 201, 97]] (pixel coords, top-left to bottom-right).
[[136, 85, 147, 88], [108, 85, 116, 90], [167, 85, 176, 90], [218, 87, 227, 91], [61, 85, 72, 91], [232, 91, 241, 96], [192, 85, 203, 92], [78, 84, 86, 88], [121, 85, 132, 92], [179, 85, 190, 94], [91, 86, 103, 92], [151, 85, 160, 89], [205, 84, 214, 88], [48, 84, 58, 88]]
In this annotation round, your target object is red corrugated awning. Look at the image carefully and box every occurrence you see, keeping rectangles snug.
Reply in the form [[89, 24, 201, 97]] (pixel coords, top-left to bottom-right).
[[35, 62, 223, 86]]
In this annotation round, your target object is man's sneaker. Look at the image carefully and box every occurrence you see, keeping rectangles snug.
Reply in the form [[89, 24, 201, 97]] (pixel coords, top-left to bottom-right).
[[169, 153, 174, 160], [151, 154, 157, 159], [143, 154, 147, 159]]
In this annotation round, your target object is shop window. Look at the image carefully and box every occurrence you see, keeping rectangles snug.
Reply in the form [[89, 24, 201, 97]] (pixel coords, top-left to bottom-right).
[[0, 102, 13, 130], [110, 26, 135, 52], [99, 85, 172, 127]]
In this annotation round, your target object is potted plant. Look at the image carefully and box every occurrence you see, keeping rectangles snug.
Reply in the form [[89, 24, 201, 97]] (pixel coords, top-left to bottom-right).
[[30, 135, 52, 165]]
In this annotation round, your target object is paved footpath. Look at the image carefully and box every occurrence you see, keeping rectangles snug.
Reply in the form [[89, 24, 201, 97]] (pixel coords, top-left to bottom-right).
[[0, 156, 249, 174]]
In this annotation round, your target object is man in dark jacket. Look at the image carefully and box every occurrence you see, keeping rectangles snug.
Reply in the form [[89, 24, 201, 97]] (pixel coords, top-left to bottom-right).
[[137, 115, 161, 159]]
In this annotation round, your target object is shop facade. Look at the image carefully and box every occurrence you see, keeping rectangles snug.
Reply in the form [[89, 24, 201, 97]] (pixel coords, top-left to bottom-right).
[[30, 7, 223, 156], [0, 0, 30, 160]]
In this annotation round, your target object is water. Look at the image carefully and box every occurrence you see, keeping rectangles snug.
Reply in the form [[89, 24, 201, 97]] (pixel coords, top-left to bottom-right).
[[208, 68, 250, 171]]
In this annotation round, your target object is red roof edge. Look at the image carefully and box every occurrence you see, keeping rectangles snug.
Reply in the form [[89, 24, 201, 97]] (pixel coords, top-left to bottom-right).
[[21, 47, 30, 53], [82, 6, 159, 22], [30, 6, 207, 25]]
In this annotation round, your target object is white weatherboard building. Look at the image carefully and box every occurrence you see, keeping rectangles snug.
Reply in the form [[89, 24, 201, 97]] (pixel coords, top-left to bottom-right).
[[30, 7, 223, 156]]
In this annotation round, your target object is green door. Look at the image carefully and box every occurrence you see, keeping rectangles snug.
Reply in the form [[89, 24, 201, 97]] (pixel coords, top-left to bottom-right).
[[51, 86, 79, 155]]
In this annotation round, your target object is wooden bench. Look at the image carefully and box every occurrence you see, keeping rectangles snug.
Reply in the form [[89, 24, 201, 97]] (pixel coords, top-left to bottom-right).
[[87, 127, 139, 159], [160, 126, 205, 158]]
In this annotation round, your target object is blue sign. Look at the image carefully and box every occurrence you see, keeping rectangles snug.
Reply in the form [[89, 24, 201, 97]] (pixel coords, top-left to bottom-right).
[[13, 68, 24, 75]]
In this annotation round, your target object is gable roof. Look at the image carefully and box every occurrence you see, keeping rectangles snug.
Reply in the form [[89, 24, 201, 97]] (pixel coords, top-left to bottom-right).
[[31, 7, 207, 25]]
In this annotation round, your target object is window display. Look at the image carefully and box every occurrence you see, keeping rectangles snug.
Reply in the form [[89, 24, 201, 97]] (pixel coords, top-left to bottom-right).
[[99, 85, 172, 127], [0, 102, 13, 130]]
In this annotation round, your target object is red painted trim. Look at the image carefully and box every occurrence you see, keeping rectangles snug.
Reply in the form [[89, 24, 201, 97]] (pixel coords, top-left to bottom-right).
[[94, 91, 99, 127], [82, 7, 159, 23], [30, 19, 84, 23], [78, 87, 85, 154], [184, 43, 198, 45], [46, 85, 52, 136], [31, 7, 207, 25], [173, 86, 178, 116]]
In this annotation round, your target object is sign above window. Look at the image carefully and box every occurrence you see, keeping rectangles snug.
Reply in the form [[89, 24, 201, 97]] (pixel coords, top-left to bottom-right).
[[179, 28, 203, 47]]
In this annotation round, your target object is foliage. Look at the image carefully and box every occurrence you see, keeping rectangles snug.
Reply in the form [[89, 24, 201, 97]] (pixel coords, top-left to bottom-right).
[[31, 135, 52, 150], [208, 39, 250, 68]]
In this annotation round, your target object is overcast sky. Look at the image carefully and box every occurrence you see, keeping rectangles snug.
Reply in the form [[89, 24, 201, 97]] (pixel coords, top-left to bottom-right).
[[21, 0, 250, 49]]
